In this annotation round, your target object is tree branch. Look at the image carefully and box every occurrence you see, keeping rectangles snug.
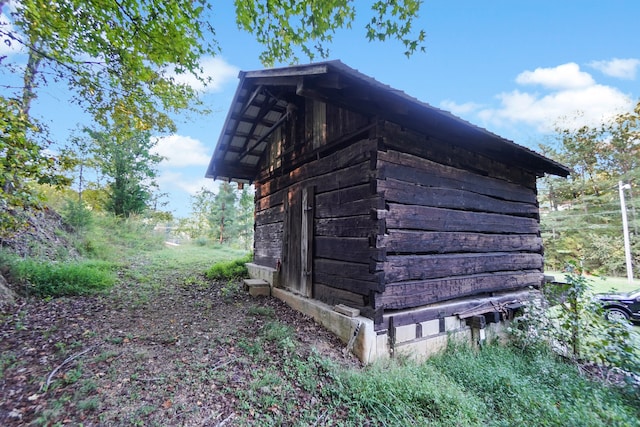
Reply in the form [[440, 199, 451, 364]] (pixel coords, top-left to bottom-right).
[[42, 346, 94, 392]]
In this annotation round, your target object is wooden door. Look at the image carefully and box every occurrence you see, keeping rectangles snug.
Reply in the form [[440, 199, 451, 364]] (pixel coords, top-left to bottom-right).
[[281, 185, 314, 297]]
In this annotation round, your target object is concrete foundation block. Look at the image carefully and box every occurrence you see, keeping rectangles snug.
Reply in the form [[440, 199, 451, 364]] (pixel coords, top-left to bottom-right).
[[243, 278, 271, 297], [444, 316, 463, 331], [246, 263, 279, 287], [421, 319, 440, 336], [394, 323, 417, 343]]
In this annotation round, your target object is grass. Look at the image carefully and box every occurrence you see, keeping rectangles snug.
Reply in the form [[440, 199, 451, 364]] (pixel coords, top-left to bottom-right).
[[546, 270, 640, 293], [3, 256, 117, 297], [204, 252, 252, 280], [149, 244, 247, 276], [327, 343, 640, 427]]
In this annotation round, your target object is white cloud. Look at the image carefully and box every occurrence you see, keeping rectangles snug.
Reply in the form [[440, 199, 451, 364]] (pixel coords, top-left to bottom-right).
[[156, 171, 219, 195], [167, 56, 239, 93], [515, 63, 594, 89], [153, 134, 211, 167], [589, 58, 640, 80], [478, 84, 633, 132], [440, 100, 483, 115], [444, 62, 636, 134]]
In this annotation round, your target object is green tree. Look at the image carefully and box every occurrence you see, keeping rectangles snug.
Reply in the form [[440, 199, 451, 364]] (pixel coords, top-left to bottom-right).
[[539, 101, 640, 275], [237, 187, 255, 250], [209, 182, 238, 244], [0, 0, 215, 233], [179, 188, 216, 239], [86, 128, 163, 217]]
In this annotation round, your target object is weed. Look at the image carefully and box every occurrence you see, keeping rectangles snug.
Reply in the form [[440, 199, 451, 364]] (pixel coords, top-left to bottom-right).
[[220, 280, 241, 301], [195, 236, 209, 246], [183, 274, 208, 287], [426, 342, 640, 426], [63, 366, 84, 385], [0, 351, 18, 378], [32, 398, 66, 426], [248, 305, 275, 318], [61, 198, 93, 231], [54, 341, 67, 354], [263, 321, 296, 352], [106, 336, 124, 345], [238, 338, 264, 357], [78, 379, 98, 395], [77, 397, 100, 412], [93, 350, 120, 363], [509, 273, 640, 376], [42, 325, 59, 339]]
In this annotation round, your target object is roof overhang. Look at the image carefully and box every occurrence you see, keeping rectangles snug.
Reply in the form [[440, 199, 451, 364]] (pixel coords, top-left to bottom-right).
[[206, 60, 570, 182]]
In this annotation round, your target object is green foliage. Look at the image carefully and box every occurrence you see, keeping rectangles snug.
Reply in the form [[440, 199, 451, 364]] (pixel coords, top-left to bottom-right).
[[81, 128, 164, 217], [177, 187, 215, 239], [0, 97, 71, 236], [1, 0, 215, 236], [1, 1, 424, 238], [61, 198, 93, 231], [234, 0, 426, 65], [426, 343, 639, 426], [237, 187, 255, 250], [509, 272, 640, 377], [220, 279, 241, 301], [180, 185, 254, 247], [204, 253, 252, 280], [6, 257, 116, 297], [3, 0, 216, 133], [540, 101, 640, 276], [208, 182, 238, 244], [248, 305, 275, 318], [262, 321, 295, 351], [75, 213, 164, 260]]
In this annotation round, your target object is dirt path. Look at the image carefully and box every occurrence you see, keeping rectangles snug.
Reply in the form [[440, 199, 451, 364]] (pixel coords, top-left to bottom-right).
[[0, 254, 361, 426]]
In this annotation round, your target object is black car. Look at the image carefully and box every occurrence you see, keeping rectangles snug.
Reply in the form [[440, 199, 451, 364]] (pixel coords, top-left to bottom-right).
[[595, 288, 640, 323]]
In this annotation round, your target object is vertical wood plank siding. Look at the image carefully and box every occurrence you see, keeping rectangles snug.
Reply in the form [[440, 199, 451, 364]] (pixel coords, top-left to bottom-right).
[[376, 123, 544, 310]]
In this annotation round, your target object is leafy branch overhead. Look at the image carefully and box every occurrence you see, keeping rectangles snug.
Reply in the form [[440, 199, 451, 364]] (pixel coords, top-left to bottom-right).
[[235, 0, 427, 65], [3, 0, 218, 132]]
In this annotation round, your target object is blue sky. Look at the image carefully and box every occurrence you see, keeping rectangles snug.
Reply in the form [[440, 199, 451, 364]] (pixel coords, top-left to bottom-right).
[[2, 1, 639, 217]]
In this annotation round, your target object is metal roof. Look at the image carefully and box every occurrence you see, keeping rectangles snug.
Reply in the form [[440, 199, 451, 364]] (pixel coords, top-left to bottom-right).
[[206, 60, 570, 182]]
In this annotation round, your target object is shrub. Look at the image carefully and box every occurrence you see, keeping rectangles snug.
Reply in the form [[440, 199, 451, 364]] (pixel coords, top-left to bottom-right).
[[61, 198, 93, 231], [204, 253, 252, 280], [509, 271, 640, 378]]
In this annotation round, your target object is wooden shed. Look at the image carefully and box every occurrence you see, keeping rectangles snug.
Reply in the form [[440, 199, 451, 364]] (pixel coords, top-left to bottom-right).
[[206, 61, 569, 361]]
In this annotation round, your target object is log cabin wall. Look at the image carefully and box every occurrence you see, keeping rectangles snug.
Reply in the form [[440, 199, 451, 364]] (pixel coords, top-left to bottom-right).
[[375, 121, 544, 311], [253, 99, 384, 318]]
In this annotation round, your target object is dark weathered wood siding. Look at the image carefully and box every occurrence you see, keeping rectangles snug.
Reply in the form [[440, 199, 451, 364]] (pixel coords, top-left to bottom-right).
[[254, 105, 545, 322], [375, 122, 543, 310], [253, 102, 383, 314]]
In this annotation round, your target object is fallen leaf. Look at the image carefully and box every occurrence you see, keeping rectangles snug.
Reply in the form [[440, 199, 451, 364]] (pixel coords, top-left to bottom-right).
[[162, 399, 172, 409]]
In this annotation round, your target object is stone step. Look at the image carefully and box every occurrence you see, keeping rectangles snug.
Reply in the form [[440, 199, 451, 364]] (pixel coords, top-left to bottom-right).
[[243, 279, 271, 297]]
